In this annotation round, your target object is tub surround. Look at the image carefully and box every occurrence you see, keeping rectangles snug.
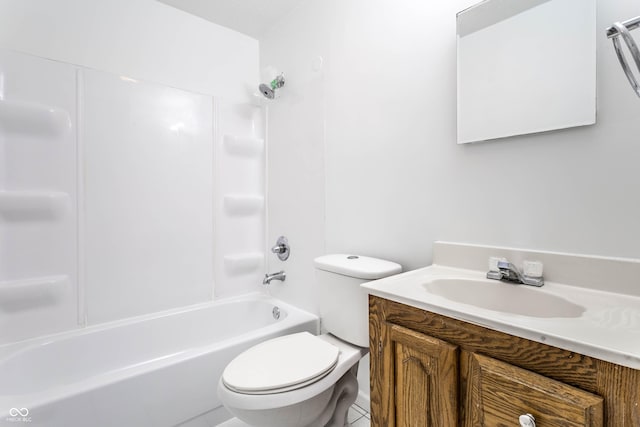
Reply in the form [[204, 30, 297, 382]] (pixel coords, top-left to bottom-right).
[[0, 48, 266, 345], [362, 241, 640, 369]]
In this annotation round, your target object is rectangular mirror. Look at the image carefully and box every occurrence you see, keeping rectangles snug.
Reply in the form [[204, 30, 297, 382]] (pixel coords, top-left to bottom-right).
[[457, 0, 596, 144]]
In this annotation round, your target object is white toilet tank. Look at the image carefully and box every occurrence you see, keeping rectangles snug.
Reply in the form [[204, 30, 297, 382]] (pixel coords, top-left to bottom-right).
[[314, 254, 402, 348]]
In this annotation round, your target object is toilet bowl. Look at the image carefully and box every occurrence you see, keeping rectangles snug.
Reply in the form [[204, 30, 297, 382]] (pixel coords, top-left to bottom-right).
[[217, 333, 366, 427], [217, 254, 401, 427]]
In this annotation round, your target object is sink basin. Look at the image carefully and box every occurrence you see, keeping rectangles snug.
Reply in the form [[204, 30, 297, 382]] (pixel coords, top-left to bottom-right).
[[425, 278, 585, 318]]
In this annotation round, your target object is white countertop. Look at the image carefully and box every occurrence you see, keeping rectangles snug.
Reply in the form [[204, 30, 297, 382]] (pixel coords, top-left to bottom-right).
[[362, 264, 640, 370]]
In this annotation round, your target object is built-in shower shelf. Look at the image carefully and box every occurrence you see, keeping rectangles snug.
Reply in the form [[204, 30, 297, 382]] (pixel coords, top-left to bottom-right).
[[223, 134, 264, 157], [223, 195, 264, 216], [0, 191, 70, 220], [0, 99, 71, 137], [0, 275, 69, 307], [223, 253, 264, 275]]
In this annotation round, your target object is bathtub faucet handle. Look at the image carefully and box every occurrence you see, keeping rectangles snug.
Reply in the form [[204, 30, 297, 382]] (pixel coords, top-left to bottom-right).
[[270, 236, 290, 261], [271, 244, 286, 254]]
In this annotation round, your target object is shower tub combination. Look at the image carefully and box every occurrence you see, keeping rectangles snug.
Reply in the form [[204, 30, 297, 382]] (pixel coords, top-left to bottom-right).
[[0, 294, 318, 427]]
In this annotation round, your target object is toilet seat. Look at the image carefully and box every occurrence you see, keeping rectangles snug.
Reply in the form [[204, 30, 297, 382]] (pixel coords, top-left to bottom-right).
[[222, 332, 340, 395]]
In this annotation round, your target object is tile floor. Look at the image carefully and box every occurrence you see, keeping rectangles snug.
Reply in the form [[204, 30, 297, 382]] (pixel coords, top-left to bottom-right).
[[347, 403, 371, 427], [214, 403, 370, 426]]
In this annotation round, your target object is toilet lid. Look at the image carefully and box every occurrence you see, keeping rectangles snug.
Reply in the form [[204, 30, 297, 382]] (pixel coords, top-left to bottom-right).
[[222, 332, 340, 394]]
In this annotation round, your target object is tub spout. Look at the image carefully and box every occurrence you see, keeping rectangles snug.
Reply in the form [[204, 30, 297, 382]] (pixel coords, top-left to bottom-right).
[[263, 271, 286, 285]]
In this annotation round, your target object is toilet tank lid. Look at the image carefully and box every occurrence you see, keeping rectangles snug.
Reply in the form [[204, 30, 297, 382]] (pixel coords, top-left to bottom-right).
[[314, 254, 402, 280]]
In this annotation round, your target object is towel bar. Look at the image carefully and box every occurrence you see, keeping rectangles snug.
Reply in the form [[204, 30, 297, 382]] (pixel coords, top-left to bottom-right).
[[607, 17, 640, 97]]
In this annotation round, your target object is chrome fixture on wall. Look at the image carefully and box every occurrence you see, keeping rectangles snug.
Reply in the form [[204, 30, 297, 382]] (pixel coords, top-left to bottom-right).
[[263, 271, 286, 285], [271, 235, 290, 261], [258, 73, 285, 100], [607, 16, 640, 97]]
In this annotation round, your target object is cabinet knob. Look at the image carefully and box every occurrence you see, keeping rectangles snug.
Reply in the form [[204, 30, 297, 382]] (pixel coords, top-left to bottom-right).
[[519, 413, 536, 427]]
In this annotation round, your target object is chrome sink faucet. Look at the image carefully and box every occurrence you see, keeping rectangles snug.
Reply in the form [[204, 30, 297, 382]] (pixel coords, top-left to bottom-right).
[[263, 271, 286, 285], [487, 260, 544, 287]]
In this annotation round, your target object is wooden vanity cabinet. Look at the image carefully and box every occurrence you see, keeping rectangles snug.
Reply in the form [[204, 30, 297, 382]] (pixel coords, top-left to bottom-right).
[[369, 296, 640, 427]]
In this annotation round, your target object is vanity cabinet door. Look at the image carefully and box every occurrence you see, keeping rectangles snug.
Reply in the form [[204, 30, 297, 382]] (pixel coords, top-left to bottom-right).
[[372, 322, 458, 427], [462, 352, 603, 427]]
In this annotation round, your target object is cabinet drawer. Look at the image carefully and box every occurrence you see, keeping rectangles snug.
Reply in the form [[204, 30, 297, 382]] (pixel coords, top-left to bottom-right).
[[463, 352, 603, 427]]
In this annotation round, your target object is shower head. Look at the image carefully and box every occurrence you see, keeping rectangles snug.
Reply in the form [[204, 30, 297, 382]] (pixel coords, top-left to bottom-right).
[[259, 83, 275, 99], [259, 73, 285, 100]]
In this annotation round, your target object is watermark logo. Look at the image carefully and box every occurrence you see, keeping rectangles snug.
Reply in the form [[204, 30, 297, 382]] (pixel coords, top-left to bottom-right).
[[6, 408, 31, 423]]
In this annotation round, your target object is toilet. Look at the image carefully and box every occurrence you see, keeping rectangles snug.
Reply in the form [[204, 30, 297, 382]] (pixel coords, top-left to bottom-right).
[[217, 254, 402, 427]]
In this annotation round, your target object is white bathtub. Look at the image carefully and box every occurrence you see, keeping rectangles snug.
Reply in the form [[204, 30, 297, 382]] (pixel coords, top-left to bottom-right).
[[0, 294, 318, 427]]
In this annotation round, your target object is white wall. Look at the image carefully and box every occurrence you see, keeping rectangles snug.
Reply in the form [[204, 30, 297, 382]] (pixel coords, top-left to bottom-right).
[[261, 0, 640, 405], [262, 0, 640, 305], [325, 0, 640, 267], [0, 0, 258, 102], [262, 0, 330, 315]]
